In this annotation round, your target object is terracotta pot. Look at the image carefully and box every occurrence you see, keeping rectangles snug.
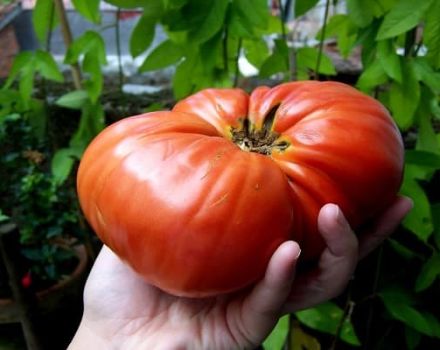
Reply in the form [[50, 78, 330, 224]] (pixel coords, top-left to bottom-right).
[[0, 244, 88, 324]]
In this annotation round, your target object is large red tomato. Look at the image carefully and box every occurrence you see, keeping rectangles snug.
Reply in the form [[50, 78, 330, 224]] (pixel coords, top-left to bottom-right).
[[77, 81, 404, 297]]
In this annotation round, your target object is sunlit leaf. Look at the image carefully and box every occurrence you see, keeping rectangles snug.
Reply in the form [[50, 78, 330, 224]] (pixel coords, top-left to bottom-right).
[[263, 315, 289, 350], [376, 0, 434, 40]]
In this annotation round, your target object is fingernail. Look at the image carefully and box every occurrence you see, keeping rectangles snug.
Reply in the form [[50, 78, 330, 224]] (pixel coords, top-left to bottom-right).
[[330, 204, 346, 227]]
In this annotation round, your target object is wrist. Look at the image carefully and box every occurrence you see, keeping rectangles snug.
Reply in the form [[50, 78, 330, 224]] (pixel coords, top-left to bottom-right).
[[68, 318, 198, 350]]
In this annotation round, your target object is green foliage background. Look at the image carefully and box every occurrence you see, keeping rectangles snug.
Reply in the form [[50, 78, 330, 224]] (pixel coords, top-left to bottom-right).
[[1, 0, 440, 348]]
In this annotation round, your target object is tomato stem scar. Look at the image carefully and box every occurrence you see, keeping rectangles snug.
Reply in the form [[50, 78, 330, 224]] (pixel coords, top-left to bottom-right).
[[231, 104, 289, 155]]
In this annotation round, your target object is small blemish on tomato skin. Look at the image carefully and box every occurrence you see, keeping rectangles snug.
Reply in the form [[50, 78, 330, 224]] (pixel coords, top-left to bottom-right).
[[254, 183, 261, 190]]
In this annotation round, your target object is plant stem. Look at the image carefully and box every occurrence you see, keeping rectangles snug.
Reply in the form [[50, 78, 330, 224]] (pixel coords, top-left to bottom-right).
[[53, 0, 82, 90], [404, 27, 417, 57], [315, 0, 331, 79], [233, 38, 242, 88], [115, 9, 124, 92], [363, 245, 384, 350], [330, 278, 355, 350], [276, 0, 290, 76]]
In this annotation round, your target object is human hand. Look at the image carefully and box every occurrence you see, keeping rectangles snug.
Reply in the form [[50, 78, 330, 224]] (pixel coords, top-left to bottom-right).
[[283, 195, 413, 312], [69, 196, 411, 349], [68, 240, 301, 349]]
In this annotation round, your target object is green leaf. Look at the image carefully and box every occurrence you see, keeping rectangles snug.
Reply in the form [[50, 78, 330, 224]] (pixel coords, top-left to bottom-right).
[[296, 302, 361, 346], [259, 39, 289, 78], [433, 203, 440, 250], [130, 13, 157, 57], [188, 0, 229, 44], [356, 60, 388, 93], [294, 0, 320, 18], [405, 326, 422, 350], [380, 286, 439, 337], [29, 99, 47, 141], [83, 54, 103, 103], [70, 103, 105, 152], [56, 90, 89, 109], [3, 51, 34, 88], [262, 315, 289, 350], [389, 58, 420, 129], [33, 0, 59, 43], [51, 148, 77, 184], [400, 171, 433, 241], [377, 40, 402, 83], [172, 57, 196, 99], [376, 0, 434, 40], [64, 31, 107, 65], [416, 101, 440, 154], [317, 14, 357, 58], [346, 0, 373, 27], [387, 238, 419, 260], [243, 38, 270, 70], [35, 50, 64, 82], [424, 0, 440, 69], [72, 0, 101, 23], [405, 150, 440, 169], [297, 46, 336, 76], [415, 253, 440, 292], [103, 0, 152, 8], [290, 322, 321, 350], [139, 39, 184, 72], [234, 0, 268, 30], [413, 58, 440, 93]]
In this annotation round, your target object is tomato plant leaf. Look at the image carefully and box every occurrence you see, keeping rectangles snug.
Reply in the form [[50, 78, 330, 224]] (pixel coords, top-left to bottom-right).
[[415, 253, 440, 292], [346, 0, 373, 27], [234, 0, 268, 30], [295, 302, 360, 346], [405, 326, 422, 350], [295, 0, 320, 18], [35, 50, 64, 82], [72, 0, 101, 24], [56, 90, 89, 110], [51, 148, 78, 184], [413, 58, 440, 93], [380, 286, 439, 337], [259, 40, 289, 78], [376, 0, 434, 40], [400, 171, 433, 242], [289, 321, 321, 350], [433, 203, 440, 250], [405, 151, 440, 169], [188, 0, 229, 44], [356, 60, 387, 92], [389, 58, 420, 130], [387, 238, 419, 260], [377, 39, 402, 83], [139, 39, 183, 72], [3, 52, 34, 89], [262, 315, 289, 350], [130, 13, 157, 57], [104, 0, 153, 8], [297, 47, 336, 76], [243, 38, 270, 70], [172, 56, 196, 99], [424, 0, 440, 69], [32, 0, 59, 43]]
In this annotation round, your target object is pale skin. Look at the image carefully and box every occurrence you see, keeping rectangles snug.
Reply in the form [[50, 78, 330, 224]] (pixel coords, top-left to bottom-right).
[[69, 196, 412, 350]]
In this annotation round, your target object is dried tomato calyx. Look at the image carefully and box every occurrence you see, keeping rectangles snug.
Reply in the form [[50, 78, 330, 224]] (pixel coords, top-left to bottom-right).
[[231, 105, 289, 155]]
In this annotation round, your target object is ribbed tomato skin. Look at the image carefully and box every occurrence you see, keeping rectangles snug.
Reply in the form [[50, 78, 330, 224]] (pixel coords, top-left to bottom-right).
[[77, 82, 404, 297]]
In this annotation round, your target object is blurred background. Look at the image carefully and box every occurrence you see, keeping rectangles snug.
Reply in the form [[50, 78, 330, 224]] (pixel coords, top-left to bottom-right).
[[0, 0, 439, 349]]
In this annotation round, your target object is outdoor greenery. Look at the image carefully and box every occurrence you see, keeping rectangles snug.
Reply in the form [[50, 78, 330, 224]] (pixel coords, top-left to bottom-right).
[[0, 0, 439, 349]]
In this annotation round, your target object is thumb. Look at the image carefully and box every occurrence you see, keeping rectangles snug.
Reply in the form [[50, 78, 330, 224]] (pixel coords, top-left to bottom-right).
[[237, 241, 301, 345]]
